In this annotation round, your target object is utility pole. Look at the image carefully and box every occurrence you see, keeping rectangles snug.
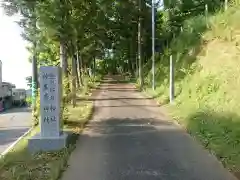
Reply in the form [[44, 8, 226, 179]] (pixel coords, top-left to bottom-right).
[[205, 4, 208, 28], [225, 0, 228, 11], [169, 54, 174, 103], [152, 0, 155, 90]]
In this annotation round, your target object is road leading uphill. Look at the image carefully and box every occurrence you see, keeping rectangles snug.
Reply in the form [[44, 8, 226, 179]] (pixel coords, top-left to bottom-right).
[[62, 77, 237, 180]]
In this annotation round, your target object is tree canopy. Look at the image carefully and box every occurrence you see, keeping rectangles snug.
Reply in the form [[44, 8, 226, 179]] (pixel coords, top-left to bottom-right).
[[1, 0, 228, 89]]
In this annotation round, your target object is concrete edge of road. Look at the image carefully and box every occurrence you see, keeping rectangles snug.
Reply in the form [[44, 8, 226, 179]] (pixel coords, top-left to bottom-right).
[[0, 126, 34, 158]]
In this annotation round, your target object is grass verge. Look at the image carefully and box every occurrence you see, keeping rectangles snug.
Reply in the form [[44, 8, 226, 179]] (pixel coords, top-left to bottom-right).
[[0, 79, 100, 180]]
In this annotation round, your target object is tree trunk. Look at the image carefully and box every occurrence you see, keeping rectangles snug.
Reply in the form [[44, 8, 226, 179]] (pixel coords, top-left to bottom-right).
[[129, 39, 135, 76], [71, 56, 77, 107], [93, 56, 96, 77], [77, 50, 83, 86], [84, 62, 87, 76], [135, 52, 138, 78], [60, 40, 68, 77], [131, 40, 136, 76], [75, 55, 80, 89], [138, 0, 143, 89]]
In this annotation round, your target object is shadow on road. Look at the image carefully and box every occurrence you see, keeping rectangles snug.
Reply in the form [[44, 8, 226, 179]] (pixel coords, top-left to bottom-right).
[[101, 88, 137, 92], [94, 105, 159, 108], [78, 97, 154, 101], [65, 117, 236, 180]]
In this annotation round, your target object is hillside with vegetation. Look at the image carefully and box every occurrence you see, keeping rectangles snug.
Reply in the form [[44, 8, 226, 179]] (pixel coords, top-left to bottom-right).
[[143, 0, 240, 171]]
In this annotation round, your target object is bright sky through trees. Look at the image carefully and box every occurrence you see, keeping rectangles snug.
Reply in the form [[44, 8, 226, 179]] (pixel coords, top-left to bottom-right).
[[0, 7, 31, 89]]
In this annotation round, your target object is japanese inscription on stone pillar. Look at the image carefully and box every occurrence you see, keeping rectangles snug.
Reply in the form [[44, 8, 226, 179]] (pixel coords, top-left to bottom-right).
[[40, 66, 61, 137]]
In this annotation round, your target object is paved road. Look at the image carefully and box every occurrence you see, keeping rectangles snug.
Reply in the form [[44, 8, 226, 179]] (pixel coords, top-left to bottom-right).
[[0, 107, 31, 154], [62, 78, 237, 180]]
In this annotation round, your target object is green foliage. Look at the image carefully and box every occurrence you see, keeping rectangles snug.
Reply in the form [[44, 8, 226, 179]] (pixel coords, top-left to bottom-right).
[[26, 96, 32, 106], [25, 76, 32, 88], [32, 89, 40, 127], [143, 1, 240, 171], [62, 77, 71, 123]]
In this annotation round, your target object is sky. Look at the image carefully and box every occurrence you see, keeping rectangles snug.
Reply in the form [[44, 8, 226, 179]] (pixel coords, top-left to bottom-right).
[[0, 7, 32, 89]]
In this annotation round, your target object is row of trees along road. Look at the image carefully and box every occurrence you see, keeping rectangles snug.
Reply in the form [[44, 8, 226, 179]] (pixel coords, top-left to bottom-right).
[[1, 0, 229, 106]]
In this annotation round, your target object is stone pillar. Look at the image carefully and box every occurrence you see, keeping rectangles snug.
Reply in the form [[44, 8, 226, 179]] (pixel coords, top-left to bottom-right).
[[28, 66, 68, 153]]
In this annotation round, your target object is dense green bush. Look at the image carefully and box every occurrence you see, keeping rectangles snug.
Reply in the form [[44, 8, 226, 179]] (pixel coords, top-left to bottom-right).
[[32, 89, 40, 127]]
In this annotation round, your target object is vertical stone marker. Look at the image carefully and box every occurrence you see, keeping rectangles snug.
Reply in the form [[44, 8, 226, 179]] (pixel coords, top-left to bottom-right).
[[40, 66, 61, 137], [28, 66, 68, 153]]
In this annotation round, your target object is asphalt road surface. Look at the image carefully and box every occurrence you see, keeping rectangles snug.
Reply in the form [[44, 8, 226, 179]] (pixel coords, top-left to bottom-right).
[[62, 77, 237, 180], [0, 107, 31, 154]]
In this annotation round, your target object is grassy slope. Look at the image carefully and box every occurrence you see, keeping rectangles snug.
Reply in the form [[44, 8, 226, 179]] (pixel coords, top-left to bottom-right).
[[144, 4, 240, 171]]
